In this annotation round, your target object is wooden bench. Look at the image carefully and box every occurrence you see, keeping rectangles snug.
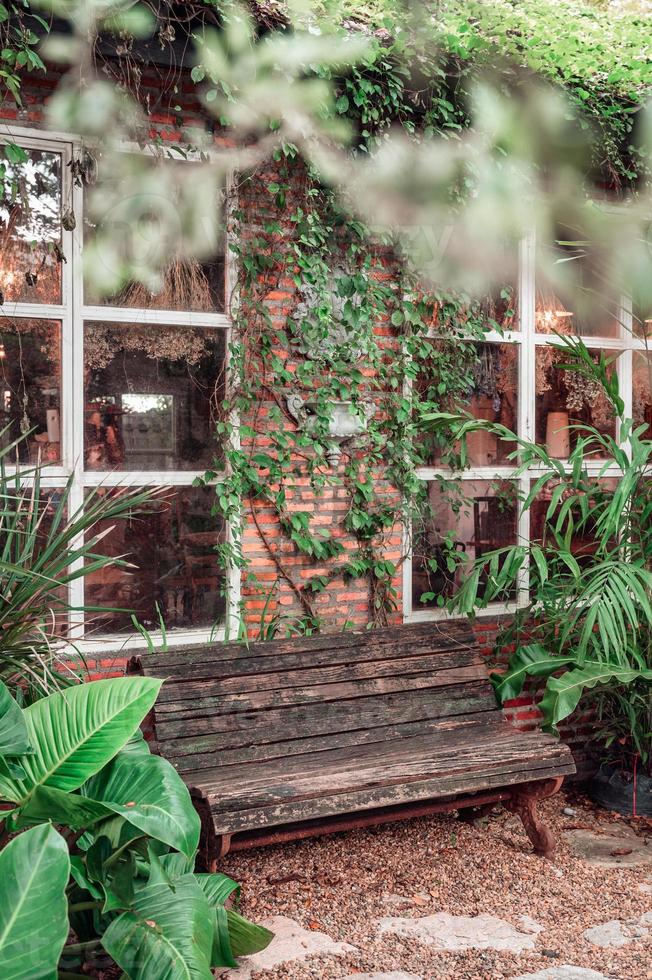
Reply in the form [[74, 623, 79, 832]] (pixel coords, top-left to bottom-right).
[[127, 622, 575, 868]]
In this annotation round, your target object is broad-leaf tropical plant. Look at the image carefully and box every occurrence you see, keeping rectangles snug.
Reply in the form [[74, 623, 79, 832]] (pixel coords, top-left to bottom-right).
[[0, 677, 273, 978], [422, 334, 652, 773]]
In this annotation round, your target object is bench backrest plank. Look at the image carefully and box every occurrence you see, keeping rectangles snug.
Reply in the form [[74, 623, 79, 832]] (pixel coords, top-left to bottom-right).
[[128, 622, 500, 774]]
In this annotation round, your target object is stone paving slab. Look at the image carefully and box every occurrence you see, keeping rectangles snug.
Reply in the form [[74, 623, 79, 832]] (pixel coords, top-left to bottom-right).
[[224, 915, 357, 979], [564, 825, 652, 869], [378, 912, 542, 953], [582, 911, 651, 949], [511, 968, 614, 980]]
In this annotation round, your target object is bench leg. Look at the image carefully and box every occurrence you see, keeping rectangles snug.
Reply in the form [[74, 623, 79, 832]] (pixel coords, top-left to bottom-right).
[[191, 792, 227, 872], [507, 777, 564, 858], [204, 835, 232, 872]]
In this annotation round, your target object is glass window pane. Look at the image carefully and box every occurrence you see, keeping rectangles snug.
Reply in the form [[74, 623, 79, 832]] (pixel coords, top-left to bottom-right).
[[0, 147, 63, 304], [84, 486, 227, 634], [537, 241, 622, 338], [412, 479, 518, 609], [420, 341, 519, 466], [84, 322, 225, 471], [535, 346, 618, 457], [83, 156, 225, 312], [634, 352, 652, 436], [0, 318, 62, 463], [87, 256, 226, 313]]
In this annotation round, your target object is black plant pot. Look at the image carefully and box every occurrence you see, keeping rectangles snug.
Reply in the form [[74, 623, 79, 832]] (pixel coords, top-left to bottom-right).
[[588, 761, 652, 817]]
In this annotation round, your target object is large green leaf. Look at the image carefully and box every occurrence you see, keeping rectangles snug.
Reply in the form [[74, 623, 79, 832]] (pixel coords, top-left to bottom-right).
[[492, 644, 578, 703], [0, 677, 161, 804], [226, 909, 274, 958], [195, 872, 240, 906], [195, 873, 241, 968], [0, 824, 70, 979], [82, 834, 137, 914], [194, 874, 272, 966], [0, 757, 26, 780], [13, 784, 109, 831], [81, 751, 200, 858], [0, 680, 31, 757], [539, 663, 652, 731], [120, 728, 152, 756], [161, 852, 195, 878], [102, 874, 214, 980], [213, 906, 238, 969], [69, 855, 103, 900]]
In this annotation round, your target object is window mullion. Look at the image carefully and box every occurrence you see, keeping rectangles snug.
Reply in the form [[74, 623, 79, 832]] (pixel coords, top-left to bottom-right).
[[60, 141, 78, 477], [518, 231, 536, 607], [619, 293, 633, 450], [0, 302, 66, 319], [67, 140, 86, 640], [519, 230, 536, 444], [67, 478, 85, 642], [81, 304, 229, 329], [516, 473, 530, 608]]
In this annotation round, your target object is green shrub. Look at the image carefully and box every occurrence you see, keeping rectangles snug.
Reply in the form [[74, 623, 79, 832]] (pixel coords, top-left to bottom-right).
[[423, 335, 652, 772], [0, 675, 272, 978]]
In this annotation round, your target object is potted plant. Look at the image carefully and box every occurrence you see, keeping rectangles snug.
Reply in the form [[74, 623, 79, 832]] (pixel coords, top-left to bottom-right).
[[589, 683, 652, 815], [423, 335, 652, 815]]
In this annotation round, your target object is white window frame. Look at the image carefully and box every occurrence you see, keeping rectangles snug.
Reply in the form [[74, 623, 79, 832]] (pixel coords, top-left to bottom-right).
[[404, 229, 650, 623], [1, 123, 240, 652]]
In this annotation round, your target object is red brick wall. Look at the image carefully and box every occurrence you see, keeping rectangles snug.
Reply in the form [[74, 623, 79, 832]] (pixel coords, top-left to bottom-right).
[[233, 157, 405, 633]]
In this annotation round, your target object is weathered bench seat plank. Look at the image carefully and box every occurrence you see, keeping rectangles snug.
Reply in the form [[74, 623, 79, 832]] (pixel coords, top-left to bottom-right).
[[153, 653, 484, 703], [153, 683, 496, 757], [127, 622, 575, 865], [164, 707, 499, 773], [198, 724, 572, 819], [135, 620, 475, 670]]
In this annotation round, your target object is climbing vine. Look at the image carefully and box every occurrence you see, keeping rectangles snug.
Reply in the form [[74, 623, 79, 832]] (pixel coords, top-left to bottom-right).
[[206, 149, 512, 636], [0, 2, 47, 106]]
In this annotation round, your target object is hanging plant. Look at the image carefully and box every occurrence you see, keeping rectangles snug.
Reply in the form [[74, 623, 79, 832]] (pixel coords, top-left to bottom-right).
[[472, 343, 518, 409], [117, 257, 215, 311], [84, 322, 211, 372]]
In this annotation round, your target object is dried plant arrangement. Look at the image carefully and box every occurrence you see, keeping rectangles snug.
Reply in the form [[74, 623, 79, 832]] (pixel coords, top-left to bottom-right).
[[84, 321, 212, 372], [116, 256, 215, 312]]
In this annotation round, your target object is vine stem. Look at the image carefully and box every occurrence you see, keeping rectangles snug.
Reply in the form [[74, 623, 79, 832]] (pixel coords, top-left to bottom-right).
[[62, 939, 103, 955], [249, 500, 319, 622], [68, 900, 103, 912]]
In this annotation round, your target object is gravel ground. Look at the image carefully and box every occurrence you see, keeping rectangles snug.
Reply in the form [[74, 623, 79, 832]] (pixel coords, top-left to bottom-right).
[[222, 789, 652, 980]]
